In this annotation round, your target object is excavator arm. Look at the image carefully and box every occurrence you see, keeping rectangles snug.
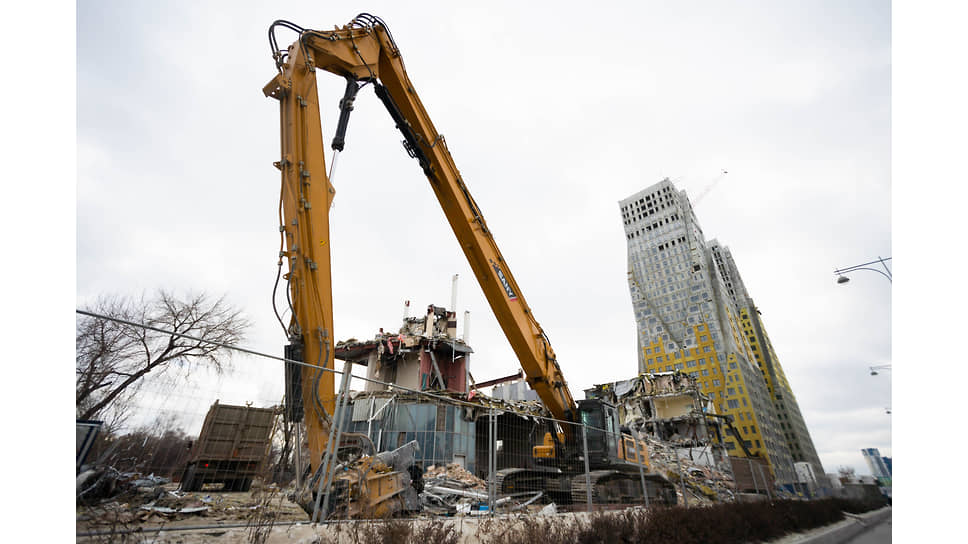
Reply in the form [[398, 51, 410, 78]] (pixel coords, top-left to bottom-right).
[[264, 14, 578, 441]]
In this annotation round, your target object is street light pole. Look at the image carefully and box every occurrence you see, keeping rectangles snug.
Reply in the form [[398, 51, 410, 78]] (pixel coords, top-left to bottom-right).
[[834, 256, 892, 284]]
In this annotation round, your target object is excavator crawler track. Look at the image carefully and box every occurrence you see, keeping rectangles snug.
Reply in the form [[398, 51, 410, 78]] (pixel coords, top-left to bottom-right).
[[571, 470, 678, 506], [495, 468, 572, 504]]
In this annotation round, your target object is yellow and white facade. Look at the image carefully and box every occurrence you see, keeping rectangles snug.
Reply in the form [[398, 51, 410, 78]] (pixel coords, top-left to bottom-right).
[[621, 179, 817, 486]]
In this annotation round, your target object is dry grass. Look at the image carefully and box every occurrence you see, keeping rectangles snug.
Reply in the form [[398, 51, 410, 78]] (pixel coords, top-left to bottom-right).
[[473, 498, 888, 544]]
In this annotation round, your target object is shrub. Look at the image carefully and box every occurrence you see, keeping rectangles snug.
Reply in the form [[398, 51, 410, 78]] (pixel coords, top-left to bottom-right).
[[477, 498, 887, 544]]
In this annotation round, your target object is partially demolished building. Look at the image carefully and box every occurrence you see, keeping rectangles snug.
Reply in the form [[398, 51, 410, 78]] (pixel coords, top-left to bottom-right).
[[585, 372, 727, 467], [334, 303, 550, 478], [338, 304, 473, 394], [335, 304, 479, 472]]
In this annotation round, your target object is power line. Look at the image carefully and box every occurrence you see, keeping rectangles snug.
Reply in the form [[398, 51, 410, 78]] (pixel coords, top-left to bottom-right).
[[75, 309, 574, 425]]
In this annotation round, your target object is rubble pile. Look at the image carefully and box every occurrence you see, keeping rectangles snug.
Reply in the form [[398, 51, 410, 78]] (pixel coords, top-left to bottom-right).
[[418, 463, 488, 515], [77, 468, 171, 505], [423, 463, 486, 490], [77, 475, 306, 531], [429, 388, 551, 419], [642, 435, 737, 504]]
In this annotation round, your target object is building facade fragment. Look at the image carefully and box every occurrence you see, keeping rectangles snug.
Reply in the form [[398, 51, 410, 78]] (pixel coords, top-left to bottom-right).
[[585, 372, 725, 457]]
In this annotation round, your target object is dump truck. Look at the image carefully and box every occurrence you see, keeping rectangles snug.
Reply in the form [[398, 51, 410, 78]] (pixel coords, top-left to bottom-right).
[[179, 401, 276, 492]]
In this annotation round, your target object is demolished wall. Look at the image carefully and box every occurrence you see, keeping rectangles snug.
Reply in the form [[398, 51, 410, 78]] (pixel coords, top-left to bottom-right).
[[586, 372, 726, 452], [335, 303, 473, 394]]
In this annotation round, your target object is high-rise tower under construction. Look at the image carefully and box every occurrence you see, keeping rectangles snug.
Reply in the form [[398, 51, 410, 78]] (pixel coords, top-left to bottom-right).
[[619, 178, 823, 486]]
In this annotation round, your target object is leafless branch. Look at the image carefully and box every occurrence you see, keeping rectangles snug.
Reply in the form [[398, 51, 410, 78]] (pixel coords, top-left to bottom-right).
[[76, 291, 251, 422]]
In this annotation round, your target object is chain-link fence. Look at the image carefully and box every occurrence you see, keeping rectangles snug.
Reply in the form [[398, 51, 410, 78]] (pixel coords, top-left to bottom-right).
[[76, 310, 725, 536]]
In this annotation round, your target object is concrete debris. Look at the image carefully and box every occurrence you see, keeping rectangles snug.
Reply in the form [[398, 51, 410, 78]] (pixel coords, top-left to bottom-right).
[[638, 434, 737, 504], [139, 504, 209, 516], [423, 463, 486, 490], [419, 463, 487, 515], [77, 467, 170, 505], [130, 474, 171, 488], [418, 462, 544, 515], [77, 477, 307, 532], [588, 371, 726, 450]]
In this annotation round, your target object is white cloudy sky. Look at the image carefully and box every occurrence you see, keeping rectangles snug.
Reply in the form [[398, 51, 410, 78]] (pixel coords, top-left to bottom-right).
[[1, 0, 956, 536], [70, 0, 898, 478]]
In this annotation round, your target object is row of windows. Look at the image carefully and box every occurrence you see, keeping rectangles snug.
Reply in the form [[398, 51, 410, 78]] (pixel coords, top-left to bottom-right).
[[649, 359, 721, 378], [725, 398, 750, 409], [644, 346, 714, 365], [625, 211, 682, 239], [621, 186, 673, 216]]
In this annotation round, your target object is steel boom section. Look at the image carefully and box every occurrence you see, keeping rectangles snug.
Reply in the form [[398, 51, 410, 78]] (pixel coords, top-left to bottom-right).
[[296, 23, 577, 427], [266, 42, 338, 468]]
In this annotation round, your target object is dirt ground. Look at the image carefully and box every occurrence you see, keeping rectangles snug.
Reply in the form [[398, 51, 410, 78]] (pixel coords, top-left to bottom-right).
[[77, 509, 563, 544], [77, 482, 308, 538]]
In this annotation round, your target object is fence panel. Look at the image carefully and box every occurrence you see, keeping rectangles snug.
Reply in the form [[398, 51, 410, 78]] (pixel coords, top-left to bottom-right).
[[78, 312, 726, 538]]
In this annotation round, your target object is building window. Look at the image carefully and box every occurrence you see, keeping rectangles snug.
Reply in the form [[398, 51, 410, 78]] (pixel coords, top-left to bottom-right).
[[675, 363, 684, 370], [704, 346, 711, 352], [645, 348, 652, 355], [713, 379, 720, 386], [686, 360, 697, 367], [727, 399, 739, 409]]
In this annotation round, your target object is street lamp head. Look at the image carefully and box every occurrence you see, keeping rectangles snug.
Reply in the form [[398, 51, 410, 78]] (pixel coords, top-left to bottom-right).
[[870, 364, 891, 375], [837, 275, 850, 284]]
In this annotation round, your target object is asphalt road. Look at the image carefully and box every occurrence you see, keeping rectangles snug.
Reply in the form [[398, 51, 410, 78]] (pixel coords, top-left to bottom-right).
[[846, 511, 891, 543]]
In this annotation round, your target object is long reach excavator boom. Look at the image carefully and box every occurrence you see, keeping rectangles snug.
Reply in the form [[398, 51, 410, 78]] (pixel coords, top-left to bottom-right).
[[264, 15, 576, 464], [265, 15, 675, 514]]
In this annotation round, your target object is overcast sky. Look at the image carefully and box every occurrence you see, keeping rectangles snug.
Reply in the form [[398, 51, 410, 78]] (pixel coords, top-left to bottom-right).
[[70, 0, 897, 478]]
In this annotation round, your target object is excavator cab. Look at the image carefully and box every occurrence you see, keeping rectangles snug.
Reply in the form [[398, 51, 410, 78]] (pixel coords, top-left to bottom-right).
[[578, 399, 621, 466]]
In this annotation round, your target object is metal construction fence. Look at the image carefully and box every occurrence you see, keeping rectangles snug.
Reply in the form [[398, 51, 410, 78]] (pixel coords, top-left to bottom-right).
[[75, 309, 735, 534]]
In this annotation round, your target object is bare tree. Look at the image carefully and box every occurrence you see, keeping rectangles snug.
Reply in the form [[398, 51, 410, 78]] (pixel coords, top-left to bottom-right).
[[76, 291, 250, 423], [837, 465, 857, 484]]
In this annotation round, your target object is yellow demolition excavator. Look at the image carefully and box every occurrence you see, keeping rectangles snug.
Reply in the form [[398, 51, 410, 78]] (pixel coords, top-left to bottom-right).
[[265, 14, 676, 517]]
